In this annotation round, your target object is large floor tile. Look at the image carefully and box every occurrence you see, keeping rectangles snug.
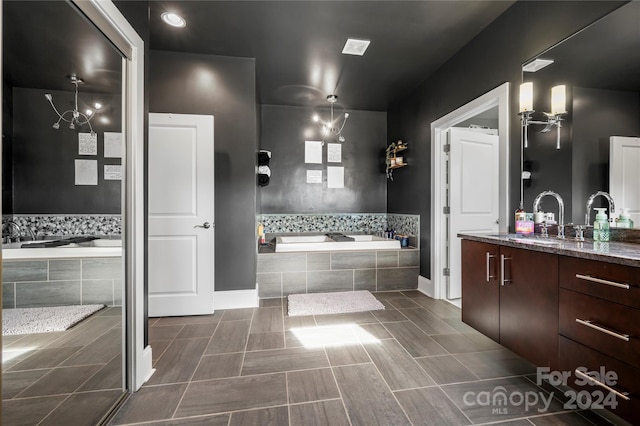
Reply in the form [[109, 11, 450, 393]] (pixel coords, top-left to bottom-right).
[[399, 308, 458, 335], [2, 369, 50, 399], [191, 353, 243, 381], [229, 406, 288, 426], [78, 355, 123, 391], [151, 313, 221, 326], [45, 316, 120, 349], [175, 322, 219, 339], [250, 307, 284, 333], [415, 355, 479, 385], [442, 376, 565, 424], [148, 325, 185, 343], [39, 390, 123, 426], [395, 387, 471, 425], [147, 338, 208, 385], [412, 296, 462, 319], [454, 349, 536, 379], [220, 308, 254, 321], [205, 320, 250, 355], [432, 333, 503, 354], [333, 363, 411, 426], [383, 321, 448, 357], [246, 331, 285, 351], [287, 368, 340, 403], [313, 311, 378, 326], [325, 344, 371, 366], [371, 309, 408, 322], [8, 346, 82, 371], [289, 400, 350, 426], [16, 364, 102, 397], [363, 339, 435, 390], [110, 383, 188, 424], [175, 373, 287, 417], [241, 346, 329, 375], [61, 328, 121, 366], [2, 395, 67, 426]]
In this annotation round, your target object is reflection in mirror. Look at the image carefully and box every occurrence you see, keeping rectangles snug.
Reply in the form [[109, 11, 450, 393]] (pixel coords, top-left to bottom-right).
[[520, 1, 639, 227], [2, 1, 126, 423]]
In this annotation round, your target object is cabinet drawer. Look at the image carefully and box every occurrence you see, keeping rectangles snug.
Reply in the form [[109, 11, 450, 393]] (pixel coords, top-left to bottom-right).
[[559, 336, 640, 425], [559, 289, 640, 369], [559, 256, 640, 310]]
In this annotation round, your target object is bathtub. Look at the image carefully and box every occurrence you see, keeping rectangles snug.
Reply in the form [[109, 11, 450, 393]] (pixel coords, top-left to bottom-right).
[[2, 238, 122, 260], [275, 234, 401, 252]]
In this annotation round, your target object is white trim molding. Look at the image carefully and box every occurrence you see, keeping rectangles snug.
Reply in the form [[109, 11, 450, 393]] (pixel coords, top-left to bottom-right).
[[214, 289, 260, 310], [430, 82, 510, 300], [70, 0, 149, 392], [417, 275, 434, 298]]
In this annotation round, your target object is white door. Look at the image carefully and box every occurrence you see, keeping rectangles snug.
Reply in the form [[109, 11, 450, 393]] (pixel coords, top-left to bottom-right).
[[448, 127, 500, 299], [148, 113, 215, 317], [610, 136, 640, 224]]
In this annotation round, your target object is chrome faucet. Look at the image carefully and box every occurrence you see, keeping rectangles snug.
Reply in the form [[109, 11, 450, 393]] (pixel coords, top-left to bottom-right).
[[533, 190, 565, 239], [2, 220, 36, 243], [585, 191, 615, 226]]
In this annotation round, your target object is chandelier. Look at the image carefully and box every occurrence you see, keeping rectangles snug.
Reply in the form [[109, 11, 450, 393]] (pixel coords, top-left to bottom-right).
[[45, 74, 102, 134], [312, 94, 349, 142]]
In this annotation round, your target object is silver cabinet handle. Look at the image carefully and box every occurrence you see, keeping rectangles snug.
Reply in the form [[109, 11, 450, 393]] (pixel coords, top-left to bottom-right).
[[486, 252, 496, 282], [500, 255, 511, 286], [575, 274, 630, 290], [575, 318, 630, 342], [574, 369, 630, 401], [194, 222, 212, 229]]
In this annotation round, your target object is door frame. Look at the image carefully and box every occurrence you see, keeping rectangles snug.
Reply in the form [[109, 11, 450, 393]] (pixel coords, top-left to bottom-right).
[[70, 0, 151, 391], [430, 82, 510, 300]]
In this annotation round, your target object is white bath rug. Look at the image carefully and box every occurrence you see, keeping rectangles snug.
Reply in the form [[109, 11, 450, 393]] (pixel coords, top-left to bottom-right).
[[2, 304, 105, 336], [287, 290, 385, 316]]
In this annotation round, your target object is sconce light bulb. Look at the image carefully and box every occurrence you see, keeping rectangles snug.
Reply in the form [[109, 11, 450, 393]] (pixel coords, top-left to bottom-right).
[[321, 126, 329, 136], [312, 114, 319, 122], [339, 135, 345, 142], [52, 122, 60, 129], [69, 122, 75, 130], [45, 93, 53, 101], [551, 85, 566, 115], [86, 110, 93, 116], [344, 113, 350, 118], [94, 102, 102, 110], [519, 82, 534, 113]]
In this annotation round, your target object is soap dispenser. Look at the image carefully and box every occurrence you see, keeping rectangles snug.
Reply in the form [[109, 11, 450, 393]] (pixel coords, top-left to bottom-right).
[[617, 208, 635, 229], [593, 208, 610, 242]]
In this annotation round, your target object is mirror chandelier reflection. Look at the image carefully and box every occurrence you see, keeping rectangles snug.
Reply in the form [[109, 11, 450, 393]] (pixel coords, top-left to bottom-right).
[[518, 82, 567, 149], [45, 74, 102, 135], [312, 94, 349, 143]]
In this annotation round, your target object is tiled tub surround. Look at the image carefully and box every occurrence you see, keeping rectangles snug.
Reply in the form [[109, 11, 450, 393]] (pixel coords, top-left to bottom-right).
[[257, 249, 420, 298], [260, 213, 420, 247], [6, 214, 122, 238], [2, 257, 123, 308]]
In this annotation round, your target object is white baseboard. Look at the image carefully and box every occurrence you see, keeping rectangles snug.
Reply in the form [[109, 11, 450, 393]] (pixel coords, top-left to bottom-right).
[[417, 275, 434, 298], [214, 288, 259, 310], [136, 345, 154, 390]]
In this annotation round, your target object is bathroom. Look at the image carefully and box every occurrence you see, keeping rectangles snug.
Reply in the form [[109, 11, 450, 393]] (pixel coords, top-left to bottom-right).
[[2, 1, 128, 422], [2, 1, 640, 425]]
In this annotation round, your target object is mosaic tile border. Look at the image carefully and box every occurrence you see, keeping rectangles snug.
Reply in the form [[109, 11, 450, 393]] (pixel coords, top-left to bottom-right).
[[259, 213, 420, 243], [4, 215, 121, 238]]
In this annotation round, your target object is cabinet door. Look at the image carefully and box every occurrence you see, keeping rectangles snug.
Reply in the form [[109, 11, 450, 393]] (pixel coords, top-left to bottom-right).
[[461, 239, 500, 341], [499, 246, 558, 368]]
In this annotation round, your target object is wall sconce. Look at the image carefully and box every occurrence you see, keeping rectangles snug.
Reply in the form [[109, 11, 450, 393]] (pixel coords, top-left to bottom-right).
[[518, 82, 567, 149], [312, 94, 349, 143]]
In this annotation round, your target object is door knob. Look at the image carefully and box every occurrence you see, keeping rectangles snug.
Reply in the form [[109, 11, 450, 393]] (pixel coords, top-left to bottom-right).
[[195, 222, 211, 229]]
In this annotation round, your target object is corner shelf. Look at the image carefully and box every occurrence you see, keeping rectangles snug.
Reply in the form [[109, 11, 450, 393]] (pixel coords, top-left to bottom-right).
[[385, 141, 408, 179]]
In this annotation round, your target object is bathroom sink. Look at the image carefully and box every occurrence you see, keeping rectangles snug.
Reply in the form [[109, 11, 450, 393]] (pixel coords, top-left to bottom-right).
[[507, 236, 561, 246]]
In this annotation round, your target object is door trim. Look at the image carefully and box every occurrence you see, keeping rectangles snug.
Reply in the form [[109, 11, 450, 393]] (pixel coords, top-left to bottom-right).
[[70, 0, 151, 391], [430, 82, 510, 300]]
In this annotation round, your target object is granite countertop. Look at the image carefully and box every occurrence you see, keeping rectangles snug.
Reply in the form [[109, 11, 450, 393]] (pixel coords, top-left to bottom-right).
[[458, 233, 640, 268]]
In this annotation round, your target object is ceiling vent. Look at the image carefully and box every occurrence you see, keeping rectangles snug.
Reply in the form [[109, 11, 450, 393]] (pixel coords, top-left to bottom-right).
[[342, 38, 371, 56]]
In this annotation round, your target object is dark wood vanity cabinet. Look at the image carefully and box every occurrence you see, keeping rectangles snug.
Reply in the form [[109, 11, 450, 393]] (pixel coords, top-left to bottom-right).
[[461, 240, 558, 368], [558, 257, 640, 424], [461, 239, 500, 341]]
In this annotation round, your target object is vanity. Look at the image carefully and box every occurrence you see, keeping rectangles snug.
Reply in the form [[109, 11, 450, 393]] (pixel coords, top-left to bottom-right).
[[459, 233, 640, 424]]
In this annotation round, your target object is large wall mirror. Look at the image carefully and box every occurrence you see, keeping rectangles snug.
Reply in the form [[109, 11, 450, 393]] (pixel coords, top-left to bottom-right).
[[2, 1, 128, 423], [521, 1, 639, 227]]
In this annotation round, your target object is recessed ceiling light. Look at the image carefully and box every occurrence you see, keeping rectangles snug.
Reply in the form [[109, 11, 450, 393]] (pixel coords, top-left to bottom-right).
[[161, 12, 186, 28], [522, 58, 554, 72], [342, 38, 371, 56]]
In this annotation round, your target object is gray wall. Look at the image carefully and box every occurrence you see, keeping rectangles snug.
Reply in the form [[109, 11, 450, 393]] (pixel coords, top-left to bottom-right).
[[149, 50, 258, 292], [260, 105, 387, 213], [387, 1, 624, 278], [11, 87, 122, 214], [2, 81, 13, 215]]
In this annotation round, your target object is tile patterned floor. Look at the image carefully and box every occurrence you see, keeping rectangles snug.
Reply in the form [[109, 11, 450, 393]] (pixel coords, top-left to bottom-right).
[[110, 292, 618, 425], [2, 306, 125, 425]]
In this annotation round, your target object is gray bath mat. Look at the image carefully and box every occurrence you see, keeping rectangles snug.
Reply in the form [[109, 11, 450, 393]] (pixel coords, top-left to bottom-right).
[[287, 290, 385, 316], [2, 304, 105, 335]]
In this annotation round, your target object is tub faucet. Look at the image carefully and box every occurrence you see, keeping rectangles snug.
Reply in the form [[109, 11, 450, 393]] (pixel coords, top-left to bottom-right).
[[585, 191, 615, 226], [3, 220, 22, 243], [533, 191, 565, 239]]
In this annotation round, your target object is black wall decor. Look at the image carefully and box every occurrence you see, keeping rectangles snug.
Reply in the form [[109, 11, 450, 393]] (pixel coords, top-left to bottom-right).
[[260, 105, 387, 214], [387, 1, 624, 278], [149, 50, 258, 293], [10, 87, 123, 214]]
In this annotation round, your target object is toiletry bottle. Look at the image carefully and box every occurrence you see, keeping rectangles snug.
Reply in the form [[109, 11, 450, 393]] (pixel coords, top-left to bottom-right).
[[257, 223, 265, 244], [593, 208, 610, 242], [617, 208, 634, 229], [515, 203, 526, 223]]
